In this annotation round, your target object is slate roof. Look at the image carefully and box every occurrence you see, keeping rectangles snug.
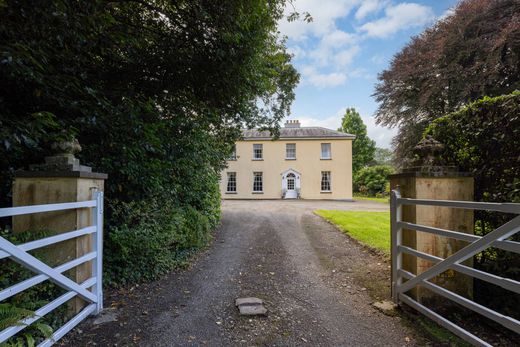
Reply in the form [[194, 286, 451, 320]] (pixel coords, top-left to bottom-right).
[[241, 127, 355, 140]]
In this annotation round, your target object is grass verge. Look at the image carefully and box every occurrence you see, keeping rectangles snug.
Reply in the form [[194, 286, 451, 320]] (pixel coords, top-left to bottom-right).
[[315, 210, 390, 253], [353, 194, 389, 204]]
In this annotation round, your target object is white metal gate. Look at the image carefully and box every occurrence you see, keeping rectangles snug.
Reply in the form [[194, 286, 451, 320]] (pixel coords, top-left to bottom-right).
[[390, 187, 520, 346], [0, 191, 103, 346]]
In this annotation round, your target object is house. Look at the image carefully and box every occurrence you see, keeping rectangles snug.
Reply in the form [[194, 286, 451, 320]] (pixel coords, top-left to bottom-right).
[[220, 120, 355, 200]]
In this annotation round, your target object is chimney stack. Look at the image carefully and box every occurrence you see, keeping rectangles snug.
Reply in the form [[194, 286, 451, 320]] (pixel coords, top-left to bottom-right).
[[284, 120, 301, 128]]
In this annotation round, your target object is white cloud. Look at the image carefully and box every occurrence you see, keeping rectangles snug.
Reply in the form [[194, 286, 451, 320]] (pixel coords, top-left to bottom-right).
[[301, 66, 347, 88], [355, 0, 388, 20], [334, 46, 361, 66], [359, 2, 435, 38], [364, 115, 397, 148], [321, 30, 357, 48], [278, 0, 361, 41]]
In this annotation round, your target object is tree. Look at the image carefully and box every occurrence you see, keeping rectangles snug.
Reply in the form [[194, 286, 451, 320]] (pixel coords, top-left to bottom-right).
[[373, 0, 520, 166], [338, 108, 376, 173], [371, 147, 394, 166], [0, 0, 299, 284]]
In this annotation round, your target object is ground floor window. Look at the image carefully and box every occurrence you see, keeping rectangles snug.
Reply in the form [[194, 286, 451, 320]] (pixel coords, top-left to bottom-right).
[[253, 172, 263, 192], [226, 172, 236, 192], [321, 171, 331, 191]]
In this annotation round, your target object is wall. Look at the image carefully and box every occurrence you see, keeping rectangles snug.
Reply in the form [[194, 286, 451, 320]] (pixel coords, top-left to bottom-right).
[[220, 138, 353, 200]]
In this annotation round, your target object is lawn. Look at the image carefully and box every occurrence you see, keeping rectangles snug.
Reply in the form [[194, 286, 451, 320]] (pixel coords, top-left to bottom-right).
[[353, 194, 389, 204], [315, 210, 390, 253]]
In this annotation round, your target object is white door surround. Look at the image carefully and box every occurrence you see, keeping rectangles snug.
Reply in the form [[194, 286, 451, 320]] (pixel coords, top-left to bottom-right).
[[281, 169, 301, 199]]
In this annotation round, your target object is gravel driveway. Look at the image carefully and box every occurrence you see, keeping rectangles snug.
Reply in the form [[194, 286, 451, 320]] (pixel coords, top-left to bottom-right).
[[64, 199, 417, 346]]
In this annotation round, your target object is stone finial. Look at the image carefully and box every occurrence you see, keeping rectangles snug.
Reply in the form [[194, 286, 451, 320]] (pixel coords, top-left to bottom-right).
[[29, 138, 92, 173], [50, 138, 82, 155], [407, 136, 458, 176], [413, 135, 444, 167]]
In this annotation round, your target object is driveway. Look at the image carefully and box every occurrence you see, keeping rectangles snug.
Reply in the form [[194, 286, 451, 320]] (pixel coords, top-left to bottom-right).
[[65, 199, 417, 346]]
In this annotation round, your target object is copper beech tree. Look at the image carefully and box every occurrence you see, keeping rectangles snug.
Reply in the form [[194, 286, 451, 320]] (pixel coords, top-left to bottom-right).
[[373, 0, 520, 166]]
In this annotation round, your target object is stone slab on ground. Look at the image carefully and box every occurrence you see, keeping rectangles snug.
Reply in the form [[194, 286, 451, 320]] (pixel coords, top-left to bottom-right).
[[238, 304, 268, 316], [92, 309, 119, 325], [372, 301, 398, 316], [235, 297, 263, 306]]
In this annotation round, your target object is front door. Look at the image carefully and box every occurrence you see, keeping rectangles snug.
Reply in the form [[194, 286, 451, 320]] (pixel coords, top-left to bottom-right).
[[284, 172, 299, 199]]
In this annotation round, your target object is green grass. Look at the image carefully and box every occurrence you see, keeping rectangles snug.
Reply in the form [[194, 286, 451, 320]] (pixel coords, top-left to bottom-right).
[[315, 210, 390, 253], [353, 194, 389, 204]]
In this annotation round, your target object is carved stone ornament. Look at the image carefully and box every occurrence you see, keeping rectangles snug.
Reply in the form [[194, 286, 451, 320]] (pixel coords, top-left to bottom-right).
[[403, 136, 458, 176], [51, 138, 82, 155], [29, 138, 92, 172]]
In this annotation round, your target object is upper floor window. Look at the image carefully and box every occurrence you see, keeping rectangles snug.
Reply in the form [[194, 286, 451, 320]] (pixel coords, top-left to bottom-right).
[[228, 145, 237, 160], [253, 144, 263, 160], [286, 143, 296, 159], [321, 143, 331, 159], [253, 172, 263, 192], [321, 171, 331, 191], [226, 172, 237, 193]]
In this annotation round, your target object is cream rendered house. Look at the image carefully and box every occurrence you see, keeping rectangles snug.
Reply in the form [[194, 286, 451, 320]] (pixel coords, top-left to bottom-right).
[[221, 120, 355, 200]]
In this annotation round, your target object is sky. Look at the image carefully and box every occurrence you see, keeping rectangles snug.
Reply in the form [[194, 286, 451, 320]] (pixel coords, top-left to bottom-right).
[[278, 0, 458, 148]]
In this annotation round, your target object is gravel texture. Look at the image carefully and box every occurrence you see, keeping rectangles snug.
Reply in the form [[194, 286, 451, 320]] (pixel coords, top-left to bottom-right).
[[62, 199, 417, 346]]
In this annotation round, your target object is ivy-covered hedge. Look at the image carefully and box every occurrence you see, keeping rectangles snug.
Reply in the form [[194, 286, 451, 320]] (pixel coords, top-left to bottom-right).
[[105, 200, 213, 285], [425, 91, 520, 318], [426, 91, 520, 204]]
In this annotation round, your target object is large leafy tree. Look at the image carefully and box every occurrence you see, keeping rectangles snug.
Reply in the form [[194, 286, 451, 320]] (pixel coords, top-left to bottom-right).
[[0, 0, 299, 283], [338, 107, 375, 173], [373, 0, 520, 166]]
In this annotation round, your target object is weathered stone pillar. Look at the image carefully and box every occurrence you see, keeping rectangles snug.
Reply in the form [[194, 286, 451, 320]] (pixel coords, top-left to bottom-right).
[[12, 139, 107, 313], [389, 137, 474, 304]]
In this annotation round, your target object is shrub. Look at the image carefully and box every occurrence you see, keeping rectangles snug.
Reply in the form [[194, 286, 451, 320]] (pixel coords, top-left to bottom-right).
[[354, 165, 394, 196], [104, 199, 214, 286]]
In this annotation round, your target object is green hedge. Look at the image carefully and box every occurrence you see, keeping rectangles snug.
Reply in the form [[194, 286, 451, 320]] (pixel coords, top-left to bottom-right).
[[105, 199, 214, 285], [425, 91, 520, 318], [425, 91, 520, 204]]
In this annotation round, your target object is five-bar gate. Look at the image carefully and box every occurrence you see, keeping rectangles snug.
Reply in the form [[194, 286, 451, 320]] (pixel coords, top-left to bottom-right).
[[390, 187, 520, 346], [0, 191, 103, 346]]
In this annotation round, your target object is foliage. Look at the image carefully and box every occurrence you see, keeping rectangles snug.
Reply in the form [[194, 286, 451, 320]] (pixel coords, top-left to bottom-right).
[[425, 91, 520, 317], [371, 147, 394, 167], [0, 0, 299, 285], [104, 199, 213, 285], [338, 108, 376, 173], [354, 165, 394, 197], [315, 210, 390, 253], [0, 230, 67, 346], [374, 0, 520, 166]]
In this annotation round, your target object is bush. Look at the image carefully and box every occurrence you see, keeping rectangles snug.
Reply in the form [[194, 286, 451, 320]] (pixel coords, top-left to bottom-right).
[[104, 199, 213, 286], [354, 165, 394, 196]]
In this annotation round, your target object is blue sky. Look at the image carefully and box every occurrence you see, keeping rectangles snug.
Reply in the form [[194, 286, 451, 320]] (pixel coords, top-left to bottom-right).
[[278, 0, 458, 148]]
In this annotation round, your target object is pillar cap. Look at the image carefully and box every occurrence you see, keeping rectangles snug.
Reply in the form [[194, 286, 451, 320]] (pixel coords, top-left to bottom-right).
[[14, 170, 108, 179], [389, 170, 472, 179]]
